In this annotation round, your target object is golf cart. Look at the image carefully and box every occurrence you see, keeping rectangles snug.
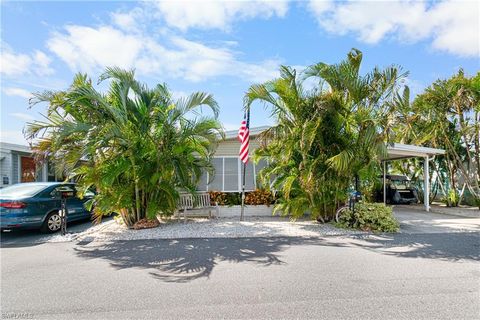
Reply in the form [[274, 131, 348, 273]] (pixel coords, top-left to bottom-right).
[[376, 174, 419, 204]]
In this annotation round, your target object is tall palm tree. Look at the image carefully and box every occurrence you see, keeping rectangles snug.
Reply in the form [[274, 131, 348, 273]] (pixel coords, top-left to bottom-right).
[[392, 70, 480, 207], [26, 67, 223, 226]]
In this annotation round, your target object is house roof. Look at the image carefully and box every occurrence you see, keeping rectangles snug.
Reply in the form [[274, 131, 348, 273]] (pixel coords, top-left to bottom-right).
[[223, 126, 446, 159], [0, 142, 32, 154], [223, 125, 271, 140]]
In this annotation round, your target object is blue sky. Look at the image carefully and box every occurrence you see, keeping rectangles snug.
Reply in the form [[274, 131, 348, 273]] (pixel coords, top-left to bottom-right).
[[1, 0, 479, 145]]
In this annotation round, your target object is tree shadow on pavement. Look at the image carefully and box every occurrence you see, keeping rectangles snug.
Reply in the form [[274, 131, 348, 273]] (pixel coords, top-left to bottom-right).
[[74, 237, 342, 283], [345, 232, 480, 262], [74, 231, 479, 283]]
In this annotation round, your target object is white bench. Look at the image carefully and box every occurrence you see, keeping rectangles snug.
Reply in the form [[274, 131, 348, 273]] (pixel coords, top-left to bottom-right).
[[176, 192, 219, 220]]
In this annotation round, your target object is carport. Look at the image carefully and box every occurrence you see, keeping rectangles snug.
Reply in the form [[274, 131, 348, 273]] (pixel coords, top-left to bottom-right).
[[383, 143, 445, 212]]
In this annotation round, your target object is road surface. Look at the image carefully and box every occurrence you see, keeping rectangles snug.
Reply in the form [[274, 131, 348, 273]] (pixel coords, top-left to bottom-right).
[[1, 229, 479, 319]]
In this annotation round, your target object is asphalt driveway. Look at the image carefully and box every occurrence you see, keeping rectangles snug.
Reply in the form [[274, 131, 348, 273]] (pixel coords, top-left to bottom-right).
[[393, 206, 480, 233]]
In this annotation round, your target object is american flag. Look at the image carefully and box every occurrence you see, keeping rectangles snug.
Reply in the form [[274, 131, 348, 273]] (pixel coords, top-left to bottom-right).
[[238, 112, 250, 164]]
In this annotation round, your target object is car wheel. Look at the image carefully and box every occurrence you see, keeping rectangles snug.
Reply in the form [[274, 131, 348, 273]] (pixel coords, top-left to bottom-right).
[[41, 211, 62, 233]]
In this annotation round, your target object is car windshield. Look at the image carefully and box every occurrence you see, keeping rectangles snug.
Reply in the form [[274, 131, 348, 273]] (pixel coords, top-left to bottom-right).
[[0, 184, 48, 198], [390, 179, 411, 190]]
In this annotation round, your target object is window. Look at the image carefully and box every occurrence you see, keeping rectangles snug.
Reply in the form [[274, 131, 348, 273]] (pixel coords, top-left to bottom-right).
[[47, 162, 66, 182], [208, 158, 223, 191], [201, 157, 268, 192], [0, 183, 48, 197], [243, 161, 255, 190], [255, 159, 268, 188], [224, 158, 239, 191]]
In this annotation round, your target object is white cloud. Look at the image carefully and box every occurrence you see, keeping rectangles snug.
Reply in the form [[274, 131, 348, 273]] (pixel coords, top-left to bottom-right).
[[9, 112, 35, 122], [3, 87, 33, 99], [308, 0, 479, 57], [0, 45, 54, 77], [308, 0, 333, 16], [151, 0, 289, 31], [47, 25, 143, 73], [47, 24, 280, 83], [428, 0, 479, 57], [110, 8, 144, 32], [0, 130, 29, 146], [32, 50, 54, 76], [1, 49, 31, 77]]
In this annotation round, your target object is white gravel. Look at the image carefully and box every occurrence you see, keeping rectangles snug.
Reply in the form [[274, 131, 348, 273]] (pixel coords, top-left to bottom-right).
[[37, 232, 79, 243], [74, 217, 364, 242]]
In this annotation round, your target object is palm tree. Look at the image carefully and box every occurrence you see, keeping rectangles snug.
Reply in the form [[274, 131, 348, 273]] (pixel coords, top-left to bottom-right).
[[245, 49, 406, 221], [392, 70, 480, 207], [26, 68, 223, 226]]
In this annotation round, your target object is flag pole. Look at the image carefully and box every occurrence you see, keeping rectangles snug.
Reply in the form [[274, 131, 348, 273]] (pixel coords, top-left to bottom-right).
[[240, 162, 246, 221], [240, 107, 250, 221]]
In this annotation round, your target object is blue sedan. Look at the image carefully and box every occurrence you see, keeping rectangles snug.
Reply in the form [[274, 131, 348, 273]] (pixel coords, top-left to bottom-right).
[[0, 182, 93, 233]]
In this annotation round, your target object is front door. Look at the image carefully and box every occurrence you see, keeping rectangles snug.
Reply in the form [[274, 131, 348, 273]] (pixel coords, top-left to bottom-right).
[[21, 157, 36, 182]]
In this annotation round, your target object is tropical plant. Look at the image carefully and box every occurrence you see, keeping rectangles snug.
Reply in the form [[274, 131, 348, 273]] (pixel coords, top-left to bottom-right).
[[244, 189, 274, 206], [391, 70, 480, 208], [208, 190, 273, 206], [208, 191, 229, 206], [25, 68, 223, 226], [245, 49, 407, 221], [335, 202, 399, 232]]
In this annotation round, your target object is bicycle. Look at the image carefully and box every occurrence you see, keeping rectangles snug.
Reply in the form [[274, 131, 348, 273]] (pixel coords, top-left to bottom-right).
[[335, 191, 362, 223]]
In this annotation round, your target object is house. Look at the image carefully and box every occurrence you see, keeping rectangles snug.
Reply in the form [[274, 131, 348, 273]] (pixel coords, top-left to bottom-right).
[[0, 142, 61, 188], [197, 126, 269, 192], [0, 127, 269, 191]]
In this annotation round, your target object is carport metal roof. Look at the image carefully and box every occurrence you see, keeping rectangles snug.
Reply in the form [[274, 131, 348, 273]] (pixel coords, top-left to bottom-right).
[[385, 143, 445, 160]]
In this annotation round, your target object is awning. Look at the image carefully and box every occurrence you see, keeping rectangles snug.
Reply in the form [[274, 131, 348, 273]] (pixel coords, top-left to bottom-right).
[[385, 143, 445, 160]]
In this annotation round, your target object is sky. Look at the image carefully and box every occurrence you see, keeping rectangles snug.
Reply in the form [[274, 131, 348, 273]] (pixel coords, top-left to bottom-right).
[[1, 0, 479, 146]]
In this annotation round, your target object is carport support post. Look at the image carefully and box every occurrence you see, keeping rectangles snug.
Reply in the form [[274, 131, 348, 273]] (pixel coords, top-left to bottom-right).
[[424, 156, 430, 212], [383, 161, 387, 205]]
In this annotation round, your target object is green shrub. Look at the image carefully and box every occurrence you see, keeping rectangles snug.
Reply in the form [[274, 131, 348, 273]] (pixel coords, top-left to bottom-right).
[[442, 189, 460, 207], [208, 191, 242, 206], [336, 202, 399, 232], [209, 190, 274, 206], [225, 192, 242, 206], [461, 191, 480, 209]]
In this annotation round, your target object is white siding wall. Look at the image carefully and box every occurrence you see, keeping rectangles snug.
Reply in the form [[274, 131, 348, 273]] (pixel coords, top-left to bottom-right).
[[0, 150, 13, 187], [11, 154, 19, 184], [215, 137, 261, 156]]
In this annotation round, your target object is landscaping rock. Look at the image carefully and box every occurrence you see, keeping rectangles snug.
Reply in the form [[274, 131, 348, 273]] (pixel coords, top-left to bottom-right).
[[75, 217, 365, 242]]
